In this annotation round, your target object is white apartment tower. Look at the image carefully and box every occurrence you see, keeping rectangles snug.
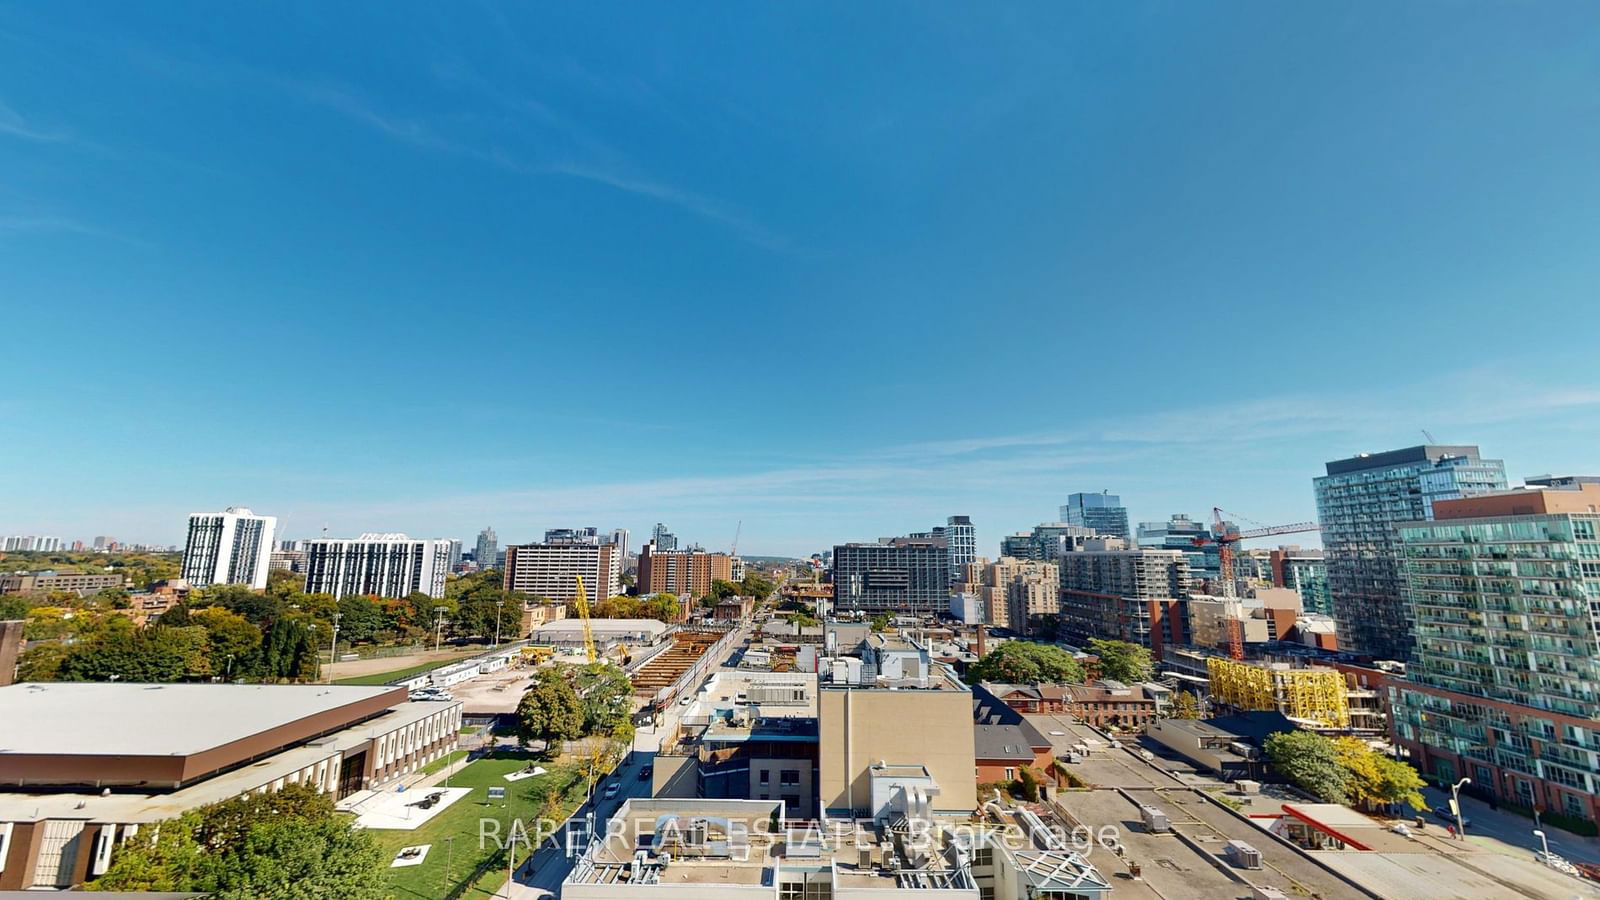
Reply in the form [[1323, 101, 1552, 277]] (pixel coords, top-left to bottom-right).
[[301, 534, 452, 599], [181, 507, 277, 589]]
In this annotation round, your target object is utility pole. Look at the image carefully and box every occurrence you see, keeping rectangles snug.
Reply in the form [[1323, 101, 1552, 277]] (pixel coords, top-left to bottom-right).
[[326, 612, 342, 684], [495, 598, 505, 648], [434, 606, 448, 653]]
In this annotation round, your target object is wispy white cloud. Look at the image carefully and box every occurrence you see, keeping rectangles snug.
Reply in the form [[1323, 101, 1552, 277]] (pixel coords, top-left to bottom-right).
[[0, 99, 66, 142], [278, 75, 787, 250]]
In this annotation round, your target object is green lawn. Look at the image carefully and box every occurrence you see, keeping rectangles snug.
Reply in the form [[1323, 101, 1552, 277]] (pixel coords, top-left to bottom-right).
[[369, 752, 589, 900], [419, 750, 469, 777]]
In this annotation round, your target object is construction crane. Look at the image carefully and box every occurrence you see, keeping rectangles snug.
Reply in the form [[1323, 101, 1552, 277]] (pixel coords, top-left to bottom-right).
[[573, 575, 598, 664], [1192, 508, 1320, 660], [731, 520, 742, 558]]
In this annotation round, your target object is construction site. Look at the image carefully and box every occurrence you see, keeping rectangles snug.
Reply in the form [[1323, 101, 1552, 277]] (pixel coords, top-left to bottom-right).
[[1205, 656, 1351, 729], [630, 630, 725, 699]]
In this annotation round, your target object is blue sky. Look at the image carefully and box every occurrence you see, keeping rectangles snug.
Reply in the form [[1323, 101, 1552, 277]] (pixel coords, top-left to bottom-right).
[[3, 3, 1599, 556]]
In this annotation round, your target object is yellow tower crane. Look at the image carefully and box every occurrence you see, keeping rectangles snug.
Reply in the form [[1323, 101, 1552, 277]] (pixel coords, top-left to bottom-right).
[[573, 575, 598, 664]]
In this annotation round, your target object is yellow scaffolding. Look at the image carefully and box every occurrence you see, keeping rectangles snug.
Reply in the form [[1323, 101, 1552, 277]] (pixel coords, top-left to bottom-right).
[[1206, 657, 1350, 729]]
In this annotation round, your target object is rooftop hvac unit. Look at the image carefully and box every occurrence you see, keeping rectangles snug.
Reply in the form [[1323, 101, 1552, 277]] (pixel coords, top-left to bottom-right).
[[1226, 840, 1263, 870], [1252, 888, 1289, 900], [1140, 806, 1171, 833], [1234, 779, 1262, 795]]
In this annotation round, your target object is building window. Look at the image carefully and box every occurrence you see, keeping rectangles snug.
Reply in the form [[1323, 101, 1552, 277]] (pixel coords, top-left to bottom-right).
[[781, 769, 800, 785], [1003, 768, 1016, 780], [759, 770, 770, 785]]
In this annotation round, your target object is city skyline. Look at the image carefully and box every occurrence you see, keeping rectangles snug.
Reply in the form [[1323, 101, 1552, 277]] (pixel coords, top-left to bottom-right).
[[3, 4, 1599, 555]]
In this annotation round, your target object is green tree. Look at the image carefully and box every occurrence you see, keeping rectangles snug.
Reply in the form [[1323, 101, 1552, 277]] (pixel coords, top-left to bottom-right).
[[573, 663, 635, 735], [259, 617, 319, 682], [1170, 691, 1201, 719], [641, 592, 682, 622], [197, 584, 283, 627], [16, 642, 70, 681], [91, 783, 385, 898], [159, 602, 193, 627], [965, 641, 1086, 684], [1016, 766, 1041, 801], [95, 586, 132, 609], [869, 612, 893, 633], [334, 594, 386, 645], [709, 579, 741, 601], [264, 567, 305, 602], [1087, 639, 1153, 683], [191, 607, 263, 679], [739, 573, 775, 601], [517, 669, 584, 752], [57, 622, 212, 682], [0, 594, 32, 621], [1264, 730, 1348, 803]]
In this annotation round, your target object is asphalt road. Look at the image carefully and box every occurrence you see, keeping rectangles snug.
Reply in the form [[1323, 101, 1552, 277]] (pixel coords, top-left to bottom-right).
[[1409, 784, 1600, 867]]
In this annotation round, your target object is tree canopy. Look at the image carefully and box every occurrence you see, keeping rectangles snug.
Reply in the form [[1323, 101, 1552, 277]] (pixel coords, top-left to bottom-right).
[[89, 783, 386, 898], [1086, 639, 1153, 682], [1170, 692, 1201, 719], [1264, 729, 1349, 803], [1264, 728, 1426, 810], [965, 641, 1086, 685], [517, 668, 585, 751], [595, 593, 682, 622], [1335, 737, 1427, 811]]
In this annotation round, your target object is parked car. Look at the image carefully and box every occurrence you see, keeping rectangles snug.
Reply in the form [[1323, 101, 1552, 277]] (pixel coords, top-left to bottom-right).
[[603, 782, 621, 799], [1431, 806, 1470, 828], [638, 766, 653, 780]]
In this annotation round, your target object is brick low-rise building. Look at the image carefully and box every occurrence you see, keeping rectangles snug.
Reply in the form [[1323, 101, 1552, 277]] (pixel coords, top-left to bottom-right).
[[979, 680, 1158, 730]]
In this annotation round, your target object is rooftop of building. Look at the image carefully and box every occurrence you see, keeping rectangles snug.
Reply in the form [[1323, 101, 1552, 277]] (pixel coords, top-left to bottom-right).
[[568, 798, 974, 891], [0, 682, 403, 758], [1322, 444, 1486, 476], [1160, 711, 1297, 745], [0, 698, 454, 823], [1424, 481, 1600, 520], [974, 723, 1040, 761], [532, 618, 668, 635]]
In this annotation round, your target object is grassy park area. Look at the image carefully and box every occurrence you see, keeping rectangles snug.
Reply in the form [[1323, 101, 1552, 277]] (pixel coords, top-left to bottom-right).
[[370, 752, 592, 900]]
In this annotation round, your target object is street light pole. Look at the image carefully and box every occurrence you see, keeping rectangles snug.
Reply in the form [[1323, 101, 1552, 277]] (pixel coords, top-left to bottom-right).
[[434, 606, 448, 653], [1534, 828, 1550, 857], [495, 599, 504, 648], [1451, 777, 1471, 840], [326, 612, 342, 684]]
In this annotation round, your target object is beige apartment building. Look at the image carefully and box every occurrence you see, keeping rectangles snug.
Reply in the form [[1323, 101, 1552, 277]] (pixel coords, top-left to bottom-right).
[[817, 660, 977, 818], [965, 557, 1057, 632]]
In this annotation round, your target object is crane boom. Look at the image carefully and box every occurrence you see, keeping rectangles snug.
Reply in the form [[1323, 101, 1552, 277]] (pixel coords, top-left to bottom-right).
[[1196, 509, 1323, 600], [573, 575, 597, 664]]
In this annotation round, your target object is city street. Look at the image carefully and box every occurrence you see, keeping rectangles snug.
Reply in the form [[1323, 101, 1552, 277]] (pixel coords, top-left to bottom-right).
[[504, 621, 751, 897], [1413, 785, 1600, 868]]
